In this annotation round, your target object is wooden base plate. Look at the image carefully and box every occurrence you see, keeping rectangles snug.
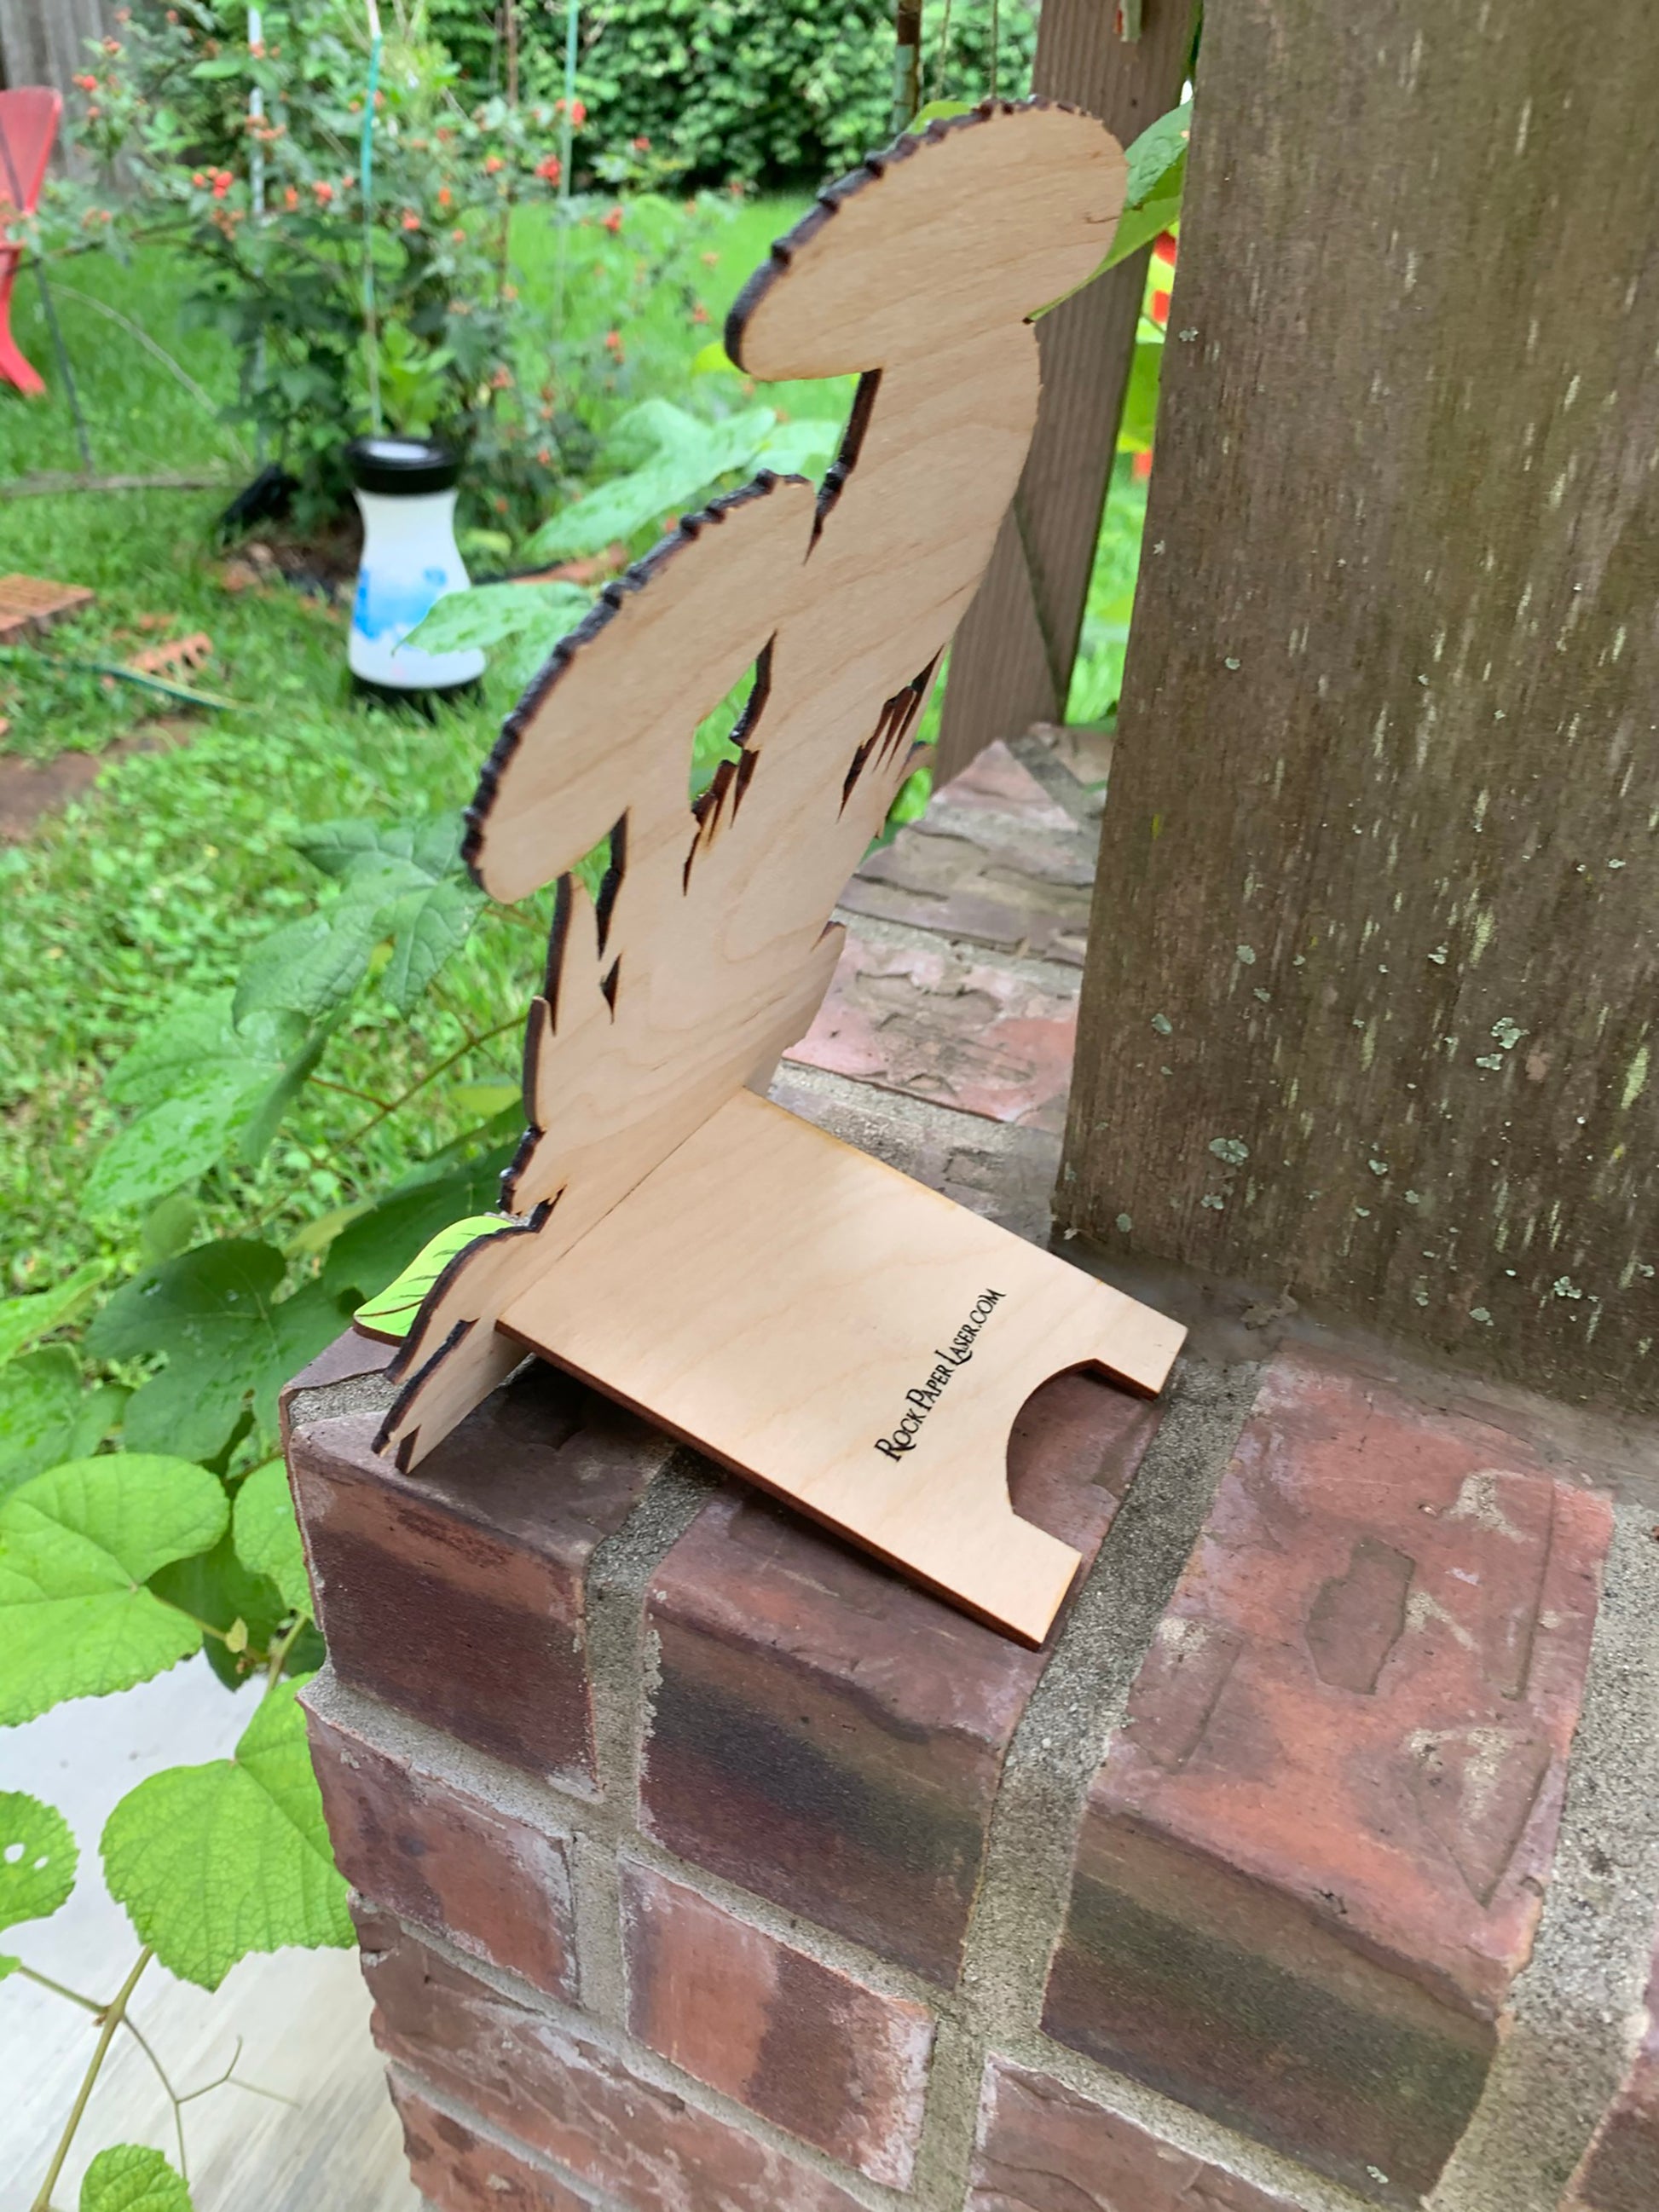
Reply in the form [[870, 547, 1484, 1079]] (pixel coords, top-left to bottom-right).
[[500, 1090, 1184, 1645]]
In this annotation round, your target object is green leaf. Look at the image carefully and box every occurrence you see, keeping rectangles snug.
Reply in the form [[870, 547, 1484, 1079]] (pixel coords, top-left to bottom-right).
[[1100, 169, 1183, 272], [1117, 336, 1164, 453], [376, 874, 485, 1014], [0, 1457, 228, 1725], [906, 97, 976, 130], [0, 1790, 78, 1939], [86, 1243, 353, 1464], [0, 1261, 107, 1366], [101, 1677, 351, 1991], [1123, 99, 1191, 205], [233, 1458, 309, 1618], [290, 814, 465, 882], [0, 1349, 124, 1499], [352, 1215, 507, 1341], [756, 417, 842, 479], [231, 907, 384, 1026], [522, 401, 779, 565], [402, 580, 592, 660], [81, 2143, 194, 2212], [90, 995, 315, 1215], [148, 1528, 285, 1691], [321, 1145, 516, 1304]]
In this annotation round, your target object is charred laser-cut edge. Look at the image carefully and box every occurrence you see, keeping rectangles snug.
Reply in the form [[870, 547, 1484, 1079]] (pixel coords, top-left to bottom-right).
[[373, 1201, 558, 1464], [683, 635, 777, 892], [462, 473, 810, 891], [838, 652, 943, 816], [722, 96, 1083, 376]]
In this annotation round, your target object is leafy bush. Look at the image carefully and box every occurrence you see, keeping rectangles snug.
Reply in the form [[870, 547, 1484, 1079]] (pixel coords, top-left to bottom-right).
[[433, 0, 1038, 191], [59, 1, 727, 525]]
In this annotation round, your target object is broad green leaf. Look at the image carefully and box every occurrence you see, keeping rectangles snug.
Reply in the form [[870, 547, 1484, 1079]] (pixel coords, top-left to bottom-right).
[[0, 1791, 78, 1943], [81, 2143, 194, 2212], [1101, 170, 1183, 272], [906, 96, 976, 130], [0, 1457, 227, 1724], [102, 1677, 351, 1990], [0, 1261, 107, 1366], [321, 1145, 516, 1303], [522, 401, 779, 564], [91, 994, 317, 1213], [757, 418, 842, 480], [0, 1349, 124, 1498], [1123, 99, 1191, 205], [376, 873, 485, 1014], [231, 907, 384, 1026], [86, 1243, 353, 1464], [232, 1459, 309, 1618], [352, 1215, 506, 1340], [149, 1529, 286, 1691], [290, 813, 465, 882], [403, 580, 592, 659]]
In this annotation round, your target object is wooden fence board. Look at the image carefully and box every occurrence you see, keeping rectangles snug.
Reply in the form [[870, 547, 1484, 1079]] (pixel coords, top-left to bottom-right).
[[931, 0, 1193, 786], [1062, 0, 1659, 1417]]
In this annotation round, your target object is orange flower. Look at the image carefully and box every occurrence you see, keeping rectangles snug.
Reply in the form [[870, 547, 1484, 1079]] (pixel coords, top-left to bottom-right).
[[604, 329, 623, 357], [483, 153, 505, 175], [312, 179, 334, 205], [402, 208, 421, 230], [283, 185, 299, 210], [535, 154, 561, 183], [437, 185, 453, 207], [691, 303, 708, 325], [601, 206, 623, 234], [633, 136, 650, 152]]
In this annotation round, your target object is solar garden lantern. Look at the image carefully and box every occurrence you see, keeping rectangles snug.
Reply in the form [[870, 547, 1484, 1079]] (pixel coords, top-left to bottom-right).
[[345, 436, 486, 701]]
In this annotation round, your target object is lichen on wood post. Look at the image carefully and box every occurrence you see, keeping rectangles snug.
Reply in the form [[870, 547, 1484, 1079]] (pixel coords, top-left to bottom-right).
[[1062, 0, 1659, 1415]]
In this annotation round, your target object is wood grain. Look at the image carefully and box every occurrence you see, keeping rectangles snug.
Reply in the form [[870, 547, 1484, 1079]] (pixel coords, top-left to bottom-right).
[[500, 1090, 1181, 1646], [932, 0, 1194, 786], [1062, 0, 1659, 1416], [376, 104, 1186, 1638]]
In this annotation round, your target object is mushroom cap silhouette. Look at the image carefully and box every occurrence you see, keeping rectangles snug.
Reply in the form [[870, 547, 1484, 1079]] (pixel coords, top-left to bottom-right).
[[728, 101, 1129, 384]]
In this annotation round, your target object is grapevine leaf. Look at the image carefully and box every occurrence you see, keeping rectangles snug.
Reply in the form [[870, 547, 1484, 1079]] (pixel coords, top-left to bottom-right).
[[402, 581, 592, 659], [0, 1349, 124, 1498], [148, 1530, 286, 1690], [80, 2144, 194, 2212], [101, 1677, 351, 1991], [232, 1458, 309, 1618], [0, 1790, 78, 1935], [0, 1261, 108, 1366], [86, 1243, 353, 1463], [0, 1457, 228, 1724]]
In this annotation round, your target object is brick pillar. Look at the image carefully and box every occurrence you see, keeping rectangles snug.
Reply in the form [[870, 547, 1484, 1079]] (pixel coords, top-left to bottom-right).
[[284, 1319, 1659, 2212]]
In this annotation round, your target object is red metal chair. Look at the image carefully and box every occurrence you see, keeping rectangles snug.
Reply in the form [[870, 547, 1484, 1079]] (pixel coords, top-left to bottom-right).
[[0, 88, 62, 397]]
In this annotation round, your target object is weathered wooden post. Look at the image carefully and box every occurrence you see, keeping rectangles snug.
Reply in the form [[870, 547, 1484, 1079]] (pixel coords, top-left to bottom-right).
[[931, 0, 1194, 785], [1061, 0, 1659, 1417]]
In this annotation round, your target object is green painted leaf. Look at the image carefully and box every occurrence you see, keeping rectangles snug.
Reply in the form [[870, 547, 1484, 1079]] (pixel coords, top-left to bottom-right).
[[0, 1261, 107, 1366], [0, 1790, 78, 1934], [232, 1458, 309, 1618], [906, 96, 976, 130], [101, 1677, 351, 1991], [0, 1349, 124, 1498], [321, 1146, 516, 1303], [86, 1244, 353, 1464], [403, 580, 592, 659], [352, 1216, 507, 1340], [81, 2143, 194, 2212], [0, 1457, 227, 1725]]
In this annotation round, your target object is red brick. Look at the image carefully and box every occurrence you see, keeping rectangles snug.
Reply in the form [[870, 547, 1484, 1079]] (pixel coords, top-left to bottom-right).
[[281, 1325, 398, 1403], [968, 2059, 1315, 2212], [640, 1372, 1163, 1984], [1566, 1930, 1659, 2211], [784, 930, 1078, 1134], [1043, 1346, 1614, 2206], [286, 1358, 669, 1788], [305, 1699, 577, 2001], [621, 1860, 933, 2186], [356, 1907, 866, 2212], [390, 2073, 592, 2210]]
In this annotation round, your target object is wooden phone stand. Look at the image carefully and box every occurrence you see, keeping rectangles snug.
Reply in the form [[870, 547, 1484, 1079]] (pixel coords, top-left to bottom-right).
[[372, 101, 1185, 1646]]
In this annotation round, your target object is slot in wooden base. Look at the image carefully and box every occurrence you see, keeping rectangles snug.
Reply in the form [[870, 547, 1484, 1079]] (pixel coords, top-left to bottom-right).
[[499, 1090, 1184, 1645]]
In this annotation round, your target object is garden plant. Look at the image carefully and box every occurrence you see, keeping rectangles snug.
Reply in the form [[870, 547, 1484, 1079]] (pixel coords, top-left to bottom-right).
[[0, 4, 1188, 2196]]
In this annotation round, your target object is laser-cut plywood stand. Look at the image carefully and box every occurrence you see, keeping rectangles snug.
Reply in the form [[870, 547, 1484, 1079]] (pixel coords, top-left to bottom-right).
[[375, 101, 1186, 1645]]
